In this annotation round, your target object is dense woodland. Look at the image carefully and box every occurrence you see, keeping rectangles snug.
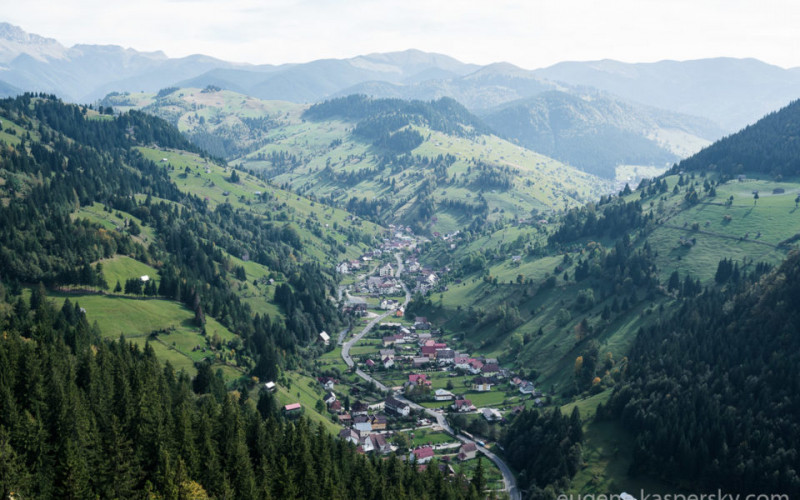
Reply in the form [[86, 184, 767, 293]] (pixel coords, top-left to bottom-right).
[[600, 251, 800, 495], [500, 408, 583, 499], [0, 288, 480, 499], [676, 98, 800, 178]]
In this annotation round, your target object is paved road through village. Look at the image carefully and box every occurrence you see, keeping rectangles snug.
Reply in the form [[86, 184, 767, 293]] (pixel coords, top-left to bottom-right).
[[340, 253, 521, 500]]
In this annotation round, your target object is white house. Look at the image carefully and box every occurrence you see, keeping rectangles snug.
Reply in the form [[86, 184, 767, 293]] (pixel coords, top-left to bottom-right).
[[434, 389, 454, 401], [319, 331, 331, 346], [379, 263, 394, 277], [458, 442, 478, 461], [452, 399, 475, 412], [385, 396, 410, 416], [411, 446, 435, 464], [359, 434, 375, 452]]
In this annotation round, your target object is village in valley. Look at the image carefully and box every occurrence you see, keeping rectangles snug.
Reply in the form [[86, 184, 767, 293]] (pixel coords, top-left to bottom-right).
[[270, 225, 546, 493]]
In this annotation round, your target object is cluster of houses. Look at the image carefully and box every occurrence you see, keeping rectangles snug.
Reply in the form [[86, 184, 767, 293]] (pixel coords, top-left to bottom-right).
[[317, 377, 402, 456], [356, 275, 403, 296], [400, 257, 442, 295], [335, 259, 362, 275], [381, 226, 423, 252]]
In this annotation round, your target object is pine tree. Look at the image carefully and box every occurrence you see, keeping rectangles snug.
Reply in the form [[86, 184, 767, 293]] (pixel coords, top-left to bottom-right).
[[471, 456, 485, 496]]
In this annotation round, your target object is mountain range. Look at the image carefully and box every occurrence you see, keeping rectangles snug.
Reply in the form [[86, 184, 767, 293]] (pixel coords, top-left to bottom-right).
[[3, 21, 800, 179]]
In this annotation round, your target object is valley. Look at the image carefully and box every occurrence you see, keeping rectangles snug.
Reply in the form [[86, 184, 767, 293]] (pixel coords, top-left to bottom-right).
[[2, 21, 800, 498]]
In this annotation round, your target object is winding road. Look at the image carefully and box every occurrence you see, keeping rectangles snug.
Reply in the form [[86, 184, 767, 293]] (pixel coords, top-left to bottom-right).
[[340, 253, 521, 500]]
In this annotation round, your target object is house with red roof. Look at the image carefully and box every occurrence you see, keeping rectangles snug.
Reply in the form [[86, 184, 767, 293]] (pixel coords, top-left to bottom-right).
[[283, 403, 302, 417], [411, 446, 435, 464], [452, 399, 475, 412], [408, 373, 431, 386]]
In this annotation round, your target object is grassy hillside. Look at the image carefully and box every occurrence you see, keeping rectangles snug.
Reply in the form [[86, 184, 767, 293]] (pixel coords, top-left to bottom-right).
[[0, 95, 378, 418], [105, 88, 613, 234], [417, 170, 800, 392], [137, 146, 383, 266]]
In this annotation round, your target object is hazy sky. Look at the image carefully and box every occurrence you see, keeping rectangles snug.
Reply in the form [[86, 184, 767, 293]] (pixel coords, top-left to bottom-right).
[[5, 0, 800, 68]]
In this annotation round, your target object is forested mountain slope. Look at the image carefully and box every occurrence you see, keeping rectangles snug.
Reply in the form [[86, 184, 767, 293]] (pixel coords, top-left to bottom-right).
[[0, 290, 480, 499], [534, 57, 800, 132], [0, 93, 380, 392], [481, 90, 721, 179], [602, 249, 800, 495], [676, 98, 800, 179]]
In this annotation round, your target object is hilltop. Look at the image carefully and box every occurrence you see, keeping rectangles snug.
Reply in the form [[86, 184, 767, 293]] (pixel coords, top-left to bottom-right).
[[103, 88, 613, 234]]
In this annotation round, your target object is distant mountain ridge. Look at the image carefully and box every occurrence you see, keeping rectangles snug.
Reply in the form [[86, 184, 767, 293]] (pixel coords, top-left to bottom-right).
[[481, 90, 723, 178], [533, 57, 800, 131], [5, 22, 800, 178], [3, 22, 799, 132]]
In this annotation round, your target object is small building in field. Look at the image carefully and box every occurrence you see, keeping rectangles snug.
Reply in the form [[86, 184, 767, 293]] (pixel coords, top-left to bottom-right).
[[434, 389, 454, 401], [319, 331, 331, 345], [283, 403, 302, 417]]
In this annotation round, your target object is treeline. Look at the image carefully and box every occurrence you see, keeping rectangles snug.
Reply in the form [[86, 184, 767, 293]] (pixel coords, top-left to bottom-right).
[[600, 251, 800, 495], [548, 199, 650, 245], [345, 196, 394, 220], [676, 98, 800, 179], [470, 161, 514, 191], [351, 114, 424, 154], [304, 94, 491, 138], [0, 289, 480, 500], [500, 407, 584, 498], [8, 93, 197, 153]]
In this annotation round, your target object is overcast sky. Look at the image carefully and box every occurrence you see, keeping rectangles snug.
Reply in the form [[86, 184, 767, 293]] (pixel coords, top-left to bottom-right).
[[5, 0, 800, 69]]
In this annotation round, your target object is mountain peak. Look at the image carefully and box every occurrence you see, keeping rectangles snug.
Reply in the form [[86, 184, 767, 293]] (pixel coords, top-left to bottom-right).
[[0, 22, 66, 63]]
